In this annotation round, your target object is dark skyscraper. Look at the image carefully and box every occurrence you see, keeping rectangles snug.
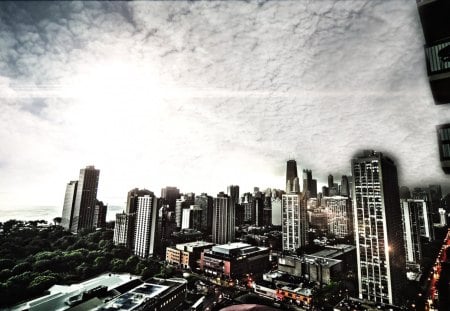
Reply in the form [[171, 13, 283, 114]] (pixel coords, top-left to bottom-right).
[[212, 192, 234, 244], [302, 169, 317, 198], [160, 186, 181, 210], [61, 180, 78, 231], [286, 160, 298, 192], [436, 123, 450, 174], [327, 174, 334, 188], [70, 166, 100, 233], [351, 150, 406, 305], [340, 175, 349, 197], [126, 188, 153, 214], [417, 0, 450, 104], [93, 199, 107, 228]]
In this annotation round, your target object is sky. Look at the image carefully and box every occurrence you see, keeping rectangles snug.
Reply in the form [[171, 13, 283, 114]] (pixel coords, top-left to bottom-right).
[[1, 0, 450, 218]]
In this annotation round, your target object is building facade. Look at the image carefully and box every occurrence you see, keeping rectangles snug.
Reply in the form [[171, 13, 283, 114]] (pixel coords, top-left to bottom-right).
[[351, 150, 406, 305], [70, 166, 100, 233], [61, 180, 78, 231], [134, 193, 158, 258], [212, 192, 235, 244]]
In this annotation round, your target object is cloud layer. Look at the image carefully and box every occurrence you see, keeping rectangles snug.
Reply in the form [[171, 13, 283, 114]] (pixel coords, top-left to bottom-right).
[[0, 1, 449, 212]]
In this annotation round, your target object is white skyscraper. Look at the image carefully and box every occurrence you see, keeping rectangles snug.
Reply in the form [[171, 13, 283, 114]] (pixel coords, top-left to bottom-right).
[[400, 199, 422, 268], [282, 160, 308, 252], [134, 194, 158, 258]]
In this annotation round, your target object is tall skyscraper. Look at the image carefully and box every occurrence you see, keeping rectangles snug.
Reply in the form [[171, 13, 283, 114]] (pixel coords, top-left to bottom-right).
[[175, 193, 195, 228], [195, 193, 213, 233], [70, 166, 100, 233], [416, 0, 450, 104], [61, 180, 78, 231], [160, 186, 181, 210], [227, 185, 239, 232], [93, 200, 107, 228], [401, 199, 423, 269], [340, 175, 350, 197], [126, 188, 153, 214], [212, 192, 235, 244], [286, 160, 298, 190], [328, 174, 334, 188], [113, 212, 135, 248], [411, 188, 435, 240], [134, 193, 158, 258], [351, 150, 406, 305], [282, 160, 307, 252], [302, 169, 317, 199]]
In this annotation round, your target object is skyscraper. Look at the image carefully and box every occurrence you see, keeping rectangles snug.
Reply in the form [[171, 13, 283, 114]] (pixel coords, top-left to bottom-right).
[[134, 193, 158, 258], [113, 212, 135, 248], [340, 175, 350, 197], [160, 186, 181, 211], [61, 180, 78, 231], [401, 199, 423, 270], [126, 188, 153, 214], [212, 192, 235, 244], [351, 150, 406, 305], [302, 169, 317, 199], [286, 160, 298, 189], [195, 193, 213, 233], [322, 196, 352, 239], [416, 0, 450, 104], [227, 185, 239, 232], [93, 199, 107, 228], [70, 166, 100, 233], [282, 160, 308, 252]]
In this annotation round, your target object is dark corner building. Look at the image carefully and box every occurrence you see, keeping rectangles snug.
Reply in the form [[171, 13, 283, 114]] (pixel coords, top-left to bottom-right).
[[436, 123, 450, 173], [351, 151, 406, 306], [417, 0, 450, 104]]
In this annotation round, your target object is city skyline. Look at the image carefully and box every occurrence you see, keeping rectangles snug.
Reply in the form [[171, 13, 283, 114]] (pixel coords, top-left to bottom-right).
[[2, 0, 450, 217]]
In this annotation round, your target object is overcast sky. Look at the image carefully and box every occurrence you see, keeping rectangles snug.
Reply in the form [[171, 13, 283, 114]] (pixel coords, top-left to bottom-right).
[[1, 0, 449, 213]]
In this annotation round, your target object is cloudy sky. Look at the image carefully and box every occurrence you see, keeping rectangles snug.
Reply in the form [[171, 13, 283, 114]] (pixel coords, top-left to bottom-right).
[[1, 0, 449, 217]]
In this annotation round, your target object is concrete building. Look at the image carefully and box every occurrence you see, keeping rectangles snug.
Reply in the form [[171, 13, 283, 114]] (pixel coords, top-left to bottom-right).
[[165, 241, 214, 270], [202, 242, 270, 279], [67, 166, 100, 233], [212, 192, 235, 244], [93, 200, 107, 229], [181, 205, 203, 230], [61, 180, 78, 231], [282, 192, 308, 252], [400, 199, 422, 269], [351, 150, 406, 305], [113, 212, 135, 249], [134, 193, 158, 258], [271, 196, 282, 226], [322, 196, 352, 238]]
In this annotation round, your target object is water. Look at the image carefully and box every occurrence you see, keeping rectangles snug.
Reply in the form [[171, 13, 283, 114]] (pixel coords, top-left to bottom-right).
[[0, 205, 124, 223]]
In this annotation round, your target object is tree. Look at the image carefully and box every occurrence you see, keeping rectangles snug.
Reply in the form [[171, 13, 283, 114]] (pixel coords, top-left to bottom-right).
[[28, 275, 57, 294], [53, 217, 62, 226], [11, 262, 32, 275], [111, 259, 125, 273]]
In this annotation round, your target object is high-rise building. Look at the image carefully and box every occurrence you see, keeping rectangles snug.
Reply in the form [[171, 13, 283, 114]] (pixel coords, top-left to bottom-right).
[[282, 192, 308, 252], [161, 186, 181, 210], [436, 124, 450, 174], [282, 161, 308, 252], [411, 188, 435, 240], [70, 166, 100, 233], [93, 200, 107, 228], [286, 160, 298, 191], [303, 169, 317, 198], [400, 199, 423, 269], [181, 205, 202, 230], [351, 150, 406, 305], [340, 175, 350, 197], [126, 188, 153, 214], [134, 193, 158, 258], [195, 193, 213, 233], [212, 192, 235, 244], [416, 0, 450, 104], [227, 185, 239, 232], [328, 174, 334, 188], [61, 180, 78, 231], [271, 196, 282, 226], [322, 196, 352, 239], [263, 189, 272, 226], [113, 212, 135, 249], [175, 193, 195, 228]]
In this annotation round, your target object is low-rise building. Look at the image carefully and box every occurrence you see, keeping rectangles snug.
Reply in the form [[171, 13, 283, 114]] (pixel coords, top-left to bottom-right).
[[202, 242, 270, 279], [165, 241, 214, 270]]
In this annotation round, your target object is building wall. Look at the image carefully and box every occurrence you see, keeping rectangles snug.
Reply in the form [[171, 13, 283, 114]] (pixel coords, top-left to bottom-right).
[[61, 180, 78, 231], [282, 193, 308, 252], [134, 194, 158, 258]]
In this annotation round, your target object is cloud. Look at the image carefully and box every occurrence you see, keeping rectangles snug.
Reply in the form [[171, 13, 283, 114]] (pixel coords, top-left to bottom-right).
[[0, 0, 448, 214]]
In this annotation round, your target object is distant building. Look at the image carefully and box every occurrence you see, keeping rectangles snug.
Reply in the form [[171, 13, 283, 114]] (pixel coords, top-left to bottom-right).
[[322, 196, 352, 238], [181, 205, 202, 230], [160, 186, 180, 211], [202, 242, 270, 279], [302, 169, 317, 198], [126, 188, 153, 214], [165, 241, 214, 270], [400, 199, 423, 269], [340, 175, 350, 197], [61, 180, 78, 231], [286, 160, 298, 191], [282, 192, 308, 252], [175, 193, 195, 228], [93, 200, 107, 229], [351, 150, 406, 305], [134, 193, 158, 258], [271, 196, 282, 226], [212, 192, 235, 244], [195, 193, 213, 233], [69, 166, 100, 233], [113, 212, 135, 248], [439, 208, 447, 226]]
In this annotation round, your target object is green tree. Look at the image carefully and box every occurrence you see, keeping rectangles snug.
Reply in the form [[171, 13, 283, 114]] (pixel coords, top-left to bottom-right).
[[11, 262, 32, 275], [28, 275, 57, 294]]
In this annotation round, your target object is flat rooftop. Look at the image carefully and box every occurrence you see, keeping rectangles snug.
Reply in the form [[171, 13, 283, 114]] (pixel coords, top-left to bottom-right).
[[12, 273, 141, 311], [175, 240, 215, 251]]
